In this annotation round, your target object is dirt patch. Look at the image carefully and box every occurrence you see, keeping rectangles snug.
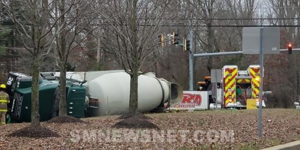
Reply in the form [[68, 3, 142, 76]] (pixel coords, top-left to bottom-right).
[[47, 116, 86, 124], [7, 125, 60, 138], [113, 113, 159, 129]]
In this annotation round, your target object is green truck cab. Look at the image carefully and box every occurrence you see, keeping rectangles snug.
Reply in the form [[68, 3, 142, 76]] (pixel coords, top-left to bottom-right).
[[7, 72, 86, 122]]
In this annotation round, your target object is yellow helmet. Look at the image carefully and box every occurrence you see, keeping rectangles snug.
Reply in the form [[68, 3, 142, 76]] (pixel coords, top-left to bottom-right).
[[0, 84, 6, 89]]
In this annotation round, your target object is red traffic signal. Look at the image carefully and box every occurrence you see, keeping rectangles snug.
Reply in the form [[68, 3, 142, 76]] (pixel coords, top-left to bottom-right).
[[288, 43, 293, 54]]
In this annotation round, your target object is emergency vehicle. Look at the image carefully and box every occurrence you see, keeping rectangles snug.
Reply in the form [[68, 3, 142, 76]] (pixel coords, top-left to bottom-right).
[[198, 65, 266, 109]]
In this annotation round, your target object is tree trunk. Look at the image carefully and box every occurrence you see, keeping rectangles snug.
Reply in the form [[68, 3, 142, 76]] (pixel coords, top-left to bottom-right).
[[128, 0, 139, 115], [59, 64, 67, 116], [129, 69, 139, 115], [58, 0, 67, 117], [31, 56, 40, 127], [96, 37, 101, 69]]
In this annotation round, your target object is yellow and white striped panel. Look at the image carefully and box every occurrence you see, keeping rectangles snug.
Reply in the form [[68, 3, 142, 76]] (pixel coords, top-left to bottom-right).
[[223, 66, 238, 107], [248, 66, 260, 98]]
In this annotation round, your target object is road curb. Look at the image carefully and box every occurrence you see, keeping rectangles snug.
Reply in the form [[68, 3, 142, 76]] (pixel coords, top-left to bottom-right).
[[262, 140, 300, 150]]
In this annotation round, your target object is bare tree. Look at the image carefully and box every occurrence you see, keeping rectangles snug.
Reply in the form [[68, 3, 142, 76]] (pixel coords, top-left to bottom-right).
[[53, 0, 95, 117], [187, 0, 218, 72], [188, 0, 256, 72], [1, 0, 80, 125], [97, 0, 169, 114], [0, 0, 59, 127], [267, 0, 300, 107]]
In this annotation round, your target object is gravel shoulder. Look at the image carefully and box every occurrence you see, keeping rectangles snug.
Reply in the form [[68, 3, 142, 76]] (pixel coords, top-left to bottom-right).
[[1, 109, 300, 150]]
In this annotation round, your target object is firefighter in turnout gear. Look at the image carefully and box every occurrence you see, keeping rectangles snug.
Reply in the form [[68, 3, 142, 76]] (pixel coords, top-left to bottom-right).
[[0, 84, 9, 125]]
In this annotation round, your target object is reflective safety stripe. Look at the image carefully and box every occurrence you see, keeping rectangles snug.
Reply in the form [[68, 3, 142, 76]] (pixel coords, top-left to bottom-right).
[[0, 100, 9, 103], [0, 109, 7, 112], [248, 67, 260, 98], [237, 79, 251, 84], [224, 67, 238, 107]]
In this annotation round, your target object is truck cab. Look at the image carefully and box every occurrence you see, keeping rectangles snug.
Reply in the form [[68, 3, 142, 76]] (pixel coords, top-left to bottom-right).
[[6, 72, 86, 122]]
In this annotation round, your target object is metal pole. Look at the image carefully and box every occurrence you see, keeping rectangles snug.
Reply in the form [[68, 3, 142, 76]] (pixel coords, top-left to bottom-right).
[[258, 27, 264, 138], [193, 51, 243, 57], [168, 83, 171, 111], [213, 72, 217, 109], [192, 49, 300, 58], [188, 30, 194, 91], [188, 49, 194, 91]]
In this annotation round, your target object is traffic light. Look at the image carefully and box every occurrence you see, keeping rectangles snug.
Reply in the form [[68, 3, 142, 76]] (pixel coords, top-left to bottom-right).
[[183, 39, 190, 51], [172, 32, 179, 45], [186, 40, 190, 51], [158, 34, 164, 47], [288, 42, 293, 54]]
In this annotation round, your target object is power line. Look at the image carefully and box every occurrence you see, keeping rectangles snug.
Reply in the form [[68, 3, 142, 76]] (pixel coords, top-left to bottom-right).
[[138, 17, 300, 21], [166, 24, 300, 28], [92, 23, 300, 28], [2, 17, 300, 28]]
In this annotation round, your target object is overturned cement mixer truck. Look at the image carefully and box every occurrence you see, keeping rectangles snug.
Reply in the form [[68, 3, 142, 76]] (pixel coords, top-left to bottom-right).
[[6, 70, 183, 122]]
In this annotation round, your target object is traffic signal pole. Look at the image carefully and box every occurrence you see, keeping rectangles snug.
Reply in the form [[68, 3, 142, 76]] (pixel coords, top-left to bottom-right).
[[188, 30, 194, 91], [193, 51, 243, 57], [189, 48, 300, 91]]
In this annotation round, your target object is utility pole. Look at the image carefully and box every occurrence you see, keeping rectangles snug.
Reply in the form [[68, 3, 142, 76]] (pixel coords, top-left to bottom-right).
[[188, 30, 194, 91]]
